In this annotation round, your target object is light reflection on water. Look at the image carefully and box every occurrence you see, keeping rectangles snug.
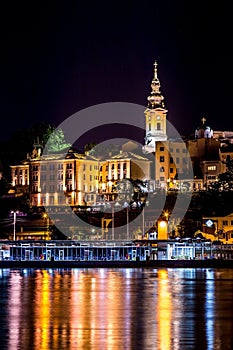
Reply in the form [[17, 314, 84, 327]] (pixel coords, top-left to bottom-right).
[[0, 268, 233, 349]]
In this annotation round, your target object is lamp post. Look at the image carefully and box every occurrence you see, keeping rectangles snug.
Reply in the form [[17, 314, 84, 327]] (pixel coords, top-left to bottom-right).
[[43, 213, 50, 239], [142, 201, 149, 239], [142, 207, 145, 238], [127, 205, 129, 240], [112, 203, 114, 240], [11, 211, 19, 241]]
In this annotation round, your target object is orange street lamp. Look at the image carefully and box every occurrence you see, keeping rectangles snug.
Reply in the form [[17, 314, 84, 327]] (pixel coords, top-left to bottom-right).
[[158, 220, 168, 240]]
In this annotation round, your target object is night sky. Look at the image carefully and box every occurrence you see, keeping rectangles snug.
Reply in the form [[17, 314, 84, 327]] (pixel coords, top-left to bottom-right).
[[0, 2, 232, 147]]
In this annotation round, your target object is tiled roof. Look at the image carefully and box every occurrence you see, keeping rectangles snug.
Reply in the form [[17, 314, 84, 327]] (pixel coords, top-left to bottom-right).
[[109, 151, 150, 161]]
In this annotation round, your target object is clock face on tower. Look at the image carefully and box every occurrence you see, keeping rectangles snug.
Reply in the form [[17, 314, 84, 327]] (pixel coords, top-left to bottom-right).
[[156, 115, 161, 120]]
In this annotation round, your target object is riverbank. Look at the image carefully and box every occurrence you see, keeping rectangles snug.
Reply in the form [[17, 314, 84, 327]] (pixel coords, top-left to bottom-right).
[[1, 259, 233, 269]]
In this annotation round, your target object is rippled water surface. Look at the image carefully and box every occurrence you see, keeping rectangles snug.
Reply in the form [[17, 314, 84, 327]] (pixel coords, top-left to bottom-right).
[[0, 268, 233, 349]]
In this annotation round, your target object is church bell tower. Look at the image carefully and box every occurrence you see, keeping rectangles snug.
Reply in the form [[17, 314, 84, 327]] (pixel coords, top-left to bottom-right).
[[143, 61, 168, 153]]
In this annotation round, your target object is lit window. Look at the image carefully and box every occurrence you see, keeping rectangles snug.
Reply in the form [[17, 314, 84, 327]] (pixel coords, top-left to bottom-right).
[[207, 166, 216, 171]]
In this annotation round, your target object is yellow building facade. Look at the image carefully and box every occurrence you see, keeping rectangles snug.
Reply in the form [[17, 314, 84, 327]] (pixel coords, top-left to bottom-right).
[[201, 213, 233, 244], [11, 146, 151, 208]]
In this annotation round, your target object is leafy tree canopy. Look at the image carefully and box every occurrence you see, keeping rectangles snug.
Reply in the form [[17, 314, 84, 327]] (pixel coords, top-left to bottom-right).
[[45, 128, 71, 153], [209, 159, 233, 192]]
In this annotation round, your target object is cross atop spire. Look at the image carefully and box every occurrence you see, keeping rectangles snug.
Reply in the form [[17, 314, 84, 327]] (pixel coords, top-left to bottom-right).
[[153, 60, 158, 80], [201, 117, 206, 125]]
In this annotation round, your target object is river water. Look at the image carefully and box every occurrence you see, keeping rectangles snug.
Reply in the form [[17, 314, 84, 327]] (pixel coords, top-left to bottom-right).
[[0, 268, 233, 350]]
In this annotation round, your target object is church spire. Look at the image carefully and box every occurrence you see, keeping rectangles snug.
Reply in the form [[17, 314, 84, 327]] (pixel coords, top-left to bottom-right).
[[143, 60, 168, 153], [147, 60, 165, 109], [195, 117, 213, 139]]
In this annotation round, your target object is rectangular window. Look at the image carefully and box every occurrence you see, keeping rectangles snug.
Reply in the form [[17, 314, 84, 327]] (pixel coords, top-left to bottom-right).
[[176, 158, 180, 164], [170, 168, 174, 173], [223, 220, 228, 226], [149, 123, 151, 131], [159, 146, 164, 151], [207, 175, 216, 180], [49, 185, 55, 191], [160, 176, 164, 181], [57, 183, 63, 191], [157, 123, 161, 130], [160, 156, 164, 162], [207, 166, 216, 171]]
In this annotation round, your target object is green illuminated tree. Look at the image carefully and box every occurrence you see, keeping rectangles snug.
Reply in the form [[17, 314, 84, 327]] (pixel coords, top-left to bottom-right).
[[46, 128, 71, 153]]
